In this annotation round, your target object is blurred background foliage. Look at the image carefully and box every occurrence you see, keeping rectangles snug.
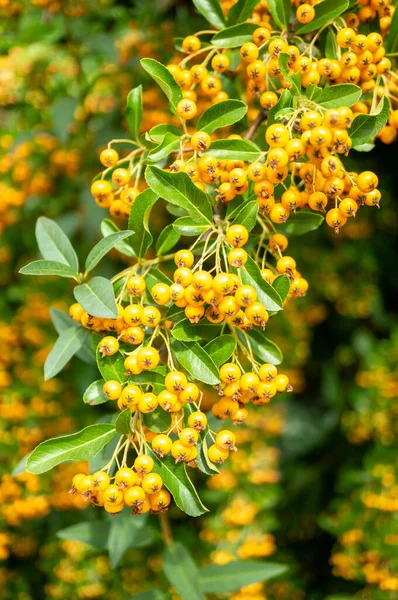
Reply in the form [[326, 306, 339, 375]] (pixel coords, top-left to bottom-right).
[[0, 1, 397, 599]]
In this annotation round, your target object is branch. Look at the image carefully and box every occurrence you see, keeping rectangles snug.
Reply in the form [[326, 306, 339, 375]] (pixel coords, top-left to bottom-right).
[[243, 108, 268, 141]]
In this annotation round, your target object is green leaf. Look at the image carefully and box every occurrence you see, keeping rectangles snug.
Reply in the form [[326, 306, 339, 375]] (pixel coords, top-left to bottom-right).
[[163, 543, 204, 600], [353, 142, 375, 152], [147, 123, 182, 142], [101, 219, 136, 258], [146, 166, 213, 226], [278, 210, 324, 235], [203, 335, 236, 367], [172, 340, 220, 385], [51, 97, 77, 143], [35, 216, 79, 272], [85, 231, 133, 273], [198, 561, 289, 594], [325, 31, 338, 59], [130, 591, 170, 600], [308, 83, 362, 109], [12, 453, 30, 476], [108, 511, 155, 568], [125, 85, 143, 140], [147, 133, 181, 163], [143, 410, 172, 433], [156, 224, 181, 255], [278, 54, 301, 96], [385, 5, 398, 53], [196, 100, 247, 134], [27, 424, 117, 474], [297, 0, 349, 34], [83, 379, 107, 405], [140, 58, 183, 113], [115, 409, 132, 434], [272, 274, 290, 303], [267, 90, 292, 127], [192, 0, 226, 29], [94, 334, 125, 382], [127, 189, 159, 259], [206, 139, 261, 161], [211, 23, 257, 48], [239, 255, 283, 312], [171, 319, 222, 342], [44, 326, 89, 380], [74, 276, 118, 319], [349, 95, 390, 147], [227, 0, 260, 24], [148, 447, 208, 517], [184, 405, 219, 475], [238, 328, 283, 365], [231, 199, 258, 231], [173, 217, 209, 237], [50, 308, 95, 365], [19, 260, 77, 278], [266, 0, 292, 28], [57, 521, 110, 550]]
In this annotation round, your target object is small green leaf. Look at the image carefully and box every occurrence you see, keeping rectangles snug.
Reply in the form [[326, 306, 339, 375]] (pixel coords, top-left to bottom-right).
[[83, 379, 107, 405], [27, 424, 117, 474], [171, 319, 222, 342], [267, 90, 292, 127], [50, 307, 78, 334], [147, 123, 182, 142], [206, 139, 261, 161], [231, 200, 258, 231], [148, 447, 208, 517], [277, 210, 324, 235], [115, 409, 132, 434], [147, 133, 181, 163], [204, 335, 236, 367], [349, 95, 390, 147], [238, 255, 283, 312], [325, 30, 338, 59], [184, 405, 219, 476], [128, 189, 159, 259], [211, 23, 257, 48], [51, 97, 77, 143], [44, 326, 89, 380], [296, 0, 349, 34], [140, 58, 183, 113], [85, 231, 133, 273], [125, 85, 143, 140], [227, 0, 260, 24], [272, 274, 290, 303], [266, 0, 291, 27], [93, 333, 125, 382], [57, 521, 110, 549], [131, 591, 171, 600], [238, 328, 283, 365], [156, 224, 181, 255], [192, 0, 226, 29], [198, 561, 289, 594], [146, 166, 213, 226], [172, 340, 220, 385], [196, 100, 247, 134], [173, 217, 209, 237], [143, 410, 172, 433], [307, 83, 362, 109], [278, 54, 301, 96], [74, 276, 118, 319], [19, 260, 77, 278], [101, 219, 136, 258], [108, 511, 155, 568], [35, 216, 79, 272], [385, 6, 398, 53], [163, 543, 204, 600]]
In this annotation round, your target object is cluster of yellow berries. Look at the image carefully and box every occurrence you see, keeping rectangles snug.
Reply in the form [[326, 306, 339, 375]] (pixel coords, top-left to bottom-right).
[[70, 456, 170, 515], [212, 362, 292, 424]]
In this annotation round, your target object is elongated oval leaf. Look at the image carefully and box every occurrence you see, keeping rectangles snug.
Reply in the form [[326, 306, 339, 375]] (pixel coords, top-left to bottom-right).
[[125, 85, 142, 140], [311, 83, 362, 109], [196, 100, 247, 134], [173, 217, 209, 237], [93, 333, 125, 382], [50, 307, 78, 334], [147, 133, 181, 163], [171, 319, 222, 342], [74, 276, 118, 318], [85, 231, 133, 273], [172, 340, 220, 385], [35, 216, 79, 271], [238, 255, 283, 312], [108, 511, 155, 568], [156, 224, 181, 255], [184, 404, 219, 475], [57, 521, 110, 549], [231, 199, 258, 231], [277, 210, 324, 236], [163, 542, 204, 600], [199, 561, 289, 594], [143, 409, 172, 433], [385, 6, 398, 53], [238, 328, 283, 365], [297, 0, 349, 34], [211, 23, 257, 48], [350, 95, 390, 147], [44, 326, 89, 380], [227, 0, 260, 24], [267, 0, 292, 28], [146, 166, 213, 226], [101, 219, 136, 257], [148, 447, 208, 516], [206, 139, 261, 162], [115, 408, 132, 434], [19, 260, 77, 278], [272, 274, 290, 303], [140, 58, 183, 113], [192, 0, 225, 29], [148, 123, 182, 142], [204, 335, 236, 367], [83, 379, 107, 405], [27, 423, 117, 474], [128, 189, 158, 259]]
